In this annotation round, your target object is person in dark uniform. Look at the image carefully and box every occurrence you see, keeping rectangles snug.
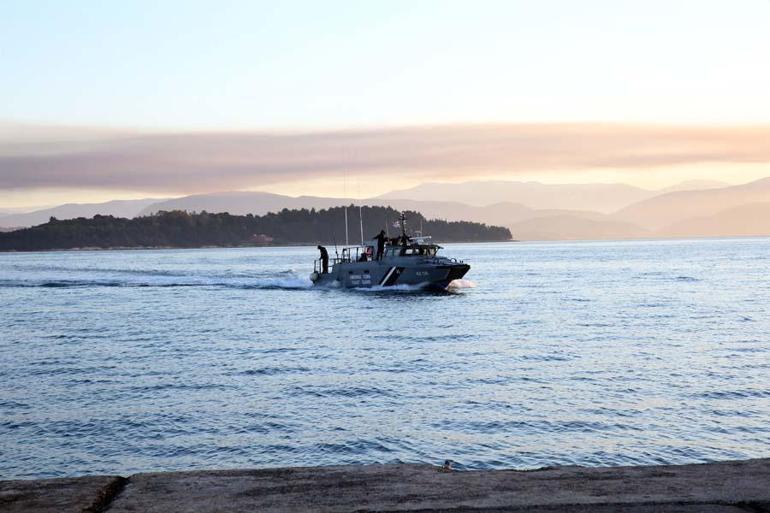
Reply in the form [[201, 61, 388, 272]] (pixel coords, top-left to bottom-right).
[[372, 230, 387, 260], [317, 245, 329, 273]]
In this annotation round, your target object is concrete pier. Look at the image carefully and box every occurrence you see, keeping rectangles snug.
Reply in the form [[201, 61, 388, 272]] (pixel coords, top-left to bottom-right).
[[2, 458, 769, 512]]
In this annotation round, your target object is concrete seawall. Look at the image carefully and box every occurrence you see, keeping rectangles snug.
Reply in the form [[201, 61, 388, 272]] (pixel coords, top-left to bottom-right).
[[2, 458, 769, 512]]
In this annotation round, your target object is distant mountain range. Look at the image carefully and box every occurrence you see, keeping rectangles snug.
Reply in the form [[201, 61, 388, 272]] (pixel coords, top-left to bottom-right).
[[378, 181, 655, 212], [615, 178, 770, 229], [377, 180, 728, 212], [0, 207, 44, 215], [138, 192, 344, 217], [2, 178, 770, 241], [658, 202, 770, 238], [0, 198, 165, 229]]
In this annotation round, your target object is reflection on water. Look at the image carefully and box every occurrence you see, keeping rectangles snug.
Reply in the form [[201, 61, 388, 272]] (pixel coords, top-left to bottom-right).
[[1, 239, 769, 478]]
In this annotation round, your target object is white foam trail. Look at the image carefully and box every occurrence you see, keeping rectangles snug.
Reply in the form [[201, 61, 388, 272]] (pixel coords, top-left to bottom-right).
[[248, 276, 313, 289], [448, 279, 476, 289]]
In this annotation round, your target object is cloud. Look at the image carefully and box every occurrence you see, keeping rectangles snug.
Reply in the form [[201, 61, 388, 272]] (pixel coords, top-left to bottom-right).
[[1, 123, 769, 193]]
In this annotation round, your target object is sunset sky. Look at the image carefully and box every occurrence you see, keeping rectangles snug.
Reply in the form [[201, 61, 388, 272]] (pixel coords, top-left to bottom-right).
[[2, 0, 770, 208]]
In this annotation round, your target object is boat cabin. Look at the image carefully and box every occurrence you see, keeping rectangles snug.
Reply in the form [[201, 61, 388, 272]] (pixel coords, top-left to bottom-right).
[[383, 243, 441, 258]]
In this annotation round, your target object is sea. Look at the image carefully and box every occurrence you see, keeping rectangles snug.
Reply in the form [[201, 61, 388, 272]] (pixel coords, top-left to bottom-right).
[[1, 238, 769, 479]]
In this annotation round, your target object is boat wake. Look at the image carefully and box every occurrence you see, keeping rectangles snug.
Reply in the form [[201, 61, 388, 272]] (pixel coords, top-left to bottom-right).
[[240, 276, 313, 290], [0, 272, 314, 291]]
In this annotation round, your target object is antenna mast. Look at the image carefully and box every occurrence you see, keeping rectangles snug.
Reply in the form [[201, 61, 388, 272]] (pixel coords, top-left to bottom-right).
[[343, 171, 349, 246], [344, 207, 349, 246], [399, 212, 407, 239], [359, 206, 364, 245]]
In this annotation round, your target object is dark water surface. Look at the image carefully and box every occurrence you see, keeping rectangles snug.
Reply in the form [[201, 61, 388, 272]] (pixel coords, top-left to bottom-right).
[[1, 239, 769, 479]]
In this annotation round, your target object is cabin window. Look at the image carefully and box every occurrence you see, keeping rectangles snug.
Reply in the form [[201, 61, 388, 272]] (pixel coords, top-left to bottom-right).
[[387, 245, 437, 256]]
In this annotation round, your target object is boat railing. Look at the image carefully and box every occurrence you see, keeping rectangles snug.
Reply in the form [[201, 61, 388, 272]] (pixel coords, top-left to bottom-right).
[[314, 246, 375, 273], [313, 256, 349, 273], [340, 246, 374, 263]]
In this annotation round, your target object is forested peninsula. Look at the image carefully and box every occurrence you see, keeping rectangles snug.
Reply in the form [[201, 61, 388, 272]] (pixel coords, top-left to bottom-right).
[[0, 206, 512, 251]]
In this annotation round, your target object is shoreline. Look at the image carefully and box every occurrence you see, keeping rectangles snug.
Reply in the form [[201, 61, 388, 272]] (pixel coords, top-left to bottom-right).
[[3, 458, 769, 512], [0, 239, 515, 254]]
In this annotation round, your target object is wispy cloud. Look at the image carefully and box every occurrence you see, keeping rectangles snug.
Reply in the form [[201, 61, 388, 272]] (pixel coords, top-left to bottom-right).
[[1, 123, 769, 193]]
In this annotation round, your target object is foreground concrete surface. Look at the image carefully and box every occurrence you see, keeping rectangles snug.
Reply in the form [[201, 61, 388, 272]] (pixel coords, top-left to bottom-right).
[[2, 458, 769, 513], [0, 475, 124, 513]]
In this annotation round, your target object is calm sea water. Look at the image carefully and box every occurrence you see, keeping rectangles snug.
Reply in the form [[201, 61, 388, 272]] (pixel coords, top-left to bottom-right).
[[1, 239, 770, 479]]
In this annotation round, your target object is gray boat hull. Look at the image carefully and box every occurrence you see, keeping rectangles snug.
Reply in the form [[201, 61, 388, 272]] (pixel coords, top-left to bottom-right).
[[312, 259, 470, 289]]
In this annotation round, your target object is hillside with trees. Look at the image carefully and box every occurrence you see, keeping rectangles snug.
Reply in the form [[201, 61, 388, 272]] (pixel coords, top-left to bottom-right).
[[0, 206, 511, 251]]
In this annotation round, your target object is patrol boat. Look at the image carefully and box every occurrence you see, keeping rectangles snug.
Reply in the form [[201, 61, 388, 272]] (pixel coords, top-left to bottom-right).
[[310, 214, 470, 289]]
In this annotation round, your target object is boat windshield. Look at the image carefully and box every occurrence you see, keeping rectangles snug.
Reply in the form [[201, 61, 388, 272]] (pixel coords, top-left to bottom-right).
[[385, 244, 440, 257]]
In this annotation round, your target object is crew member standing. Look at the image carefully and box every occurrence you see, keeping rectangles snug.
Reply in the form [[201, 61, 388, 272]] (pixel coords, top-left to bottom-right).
[[372, 230, 387, 260], [317, 245, 329, 273]]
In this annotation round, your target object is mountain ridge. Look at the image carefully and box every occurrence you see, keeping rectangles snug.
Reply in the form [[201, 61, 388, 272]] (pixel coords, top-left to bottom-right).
[[615, 177, 770, 230], [657, 201, 770, 238], [0, 198, 168, 228], [3, 178, 769, 241], [376, 180, 657, 212]]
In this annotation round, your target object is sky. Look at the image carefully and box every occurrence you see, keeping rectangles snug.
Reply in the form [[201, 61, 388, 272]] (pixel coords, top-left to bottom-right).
[[2, 0, 770, 208]]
